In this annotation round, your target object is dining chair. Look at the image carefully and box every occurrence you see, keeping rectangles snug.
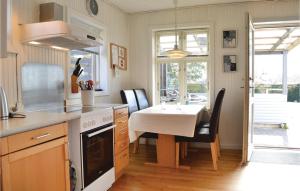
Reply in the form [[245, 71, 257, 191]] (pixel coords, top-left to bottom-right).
[[120, 90, 139, 115], [133, 89, 158, 153], [175, 88, 226, 170]]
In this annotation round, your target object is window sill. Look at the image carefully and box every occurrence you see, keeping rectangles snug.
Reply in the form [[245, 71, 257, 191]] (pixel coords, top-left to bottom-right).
[[94, 90, 110, 97]]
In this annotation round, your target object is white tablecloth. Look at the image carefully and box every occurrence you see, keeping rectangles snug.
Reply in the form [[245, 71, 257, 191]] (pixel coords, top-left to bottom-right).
[[128, 105, 207, 142]]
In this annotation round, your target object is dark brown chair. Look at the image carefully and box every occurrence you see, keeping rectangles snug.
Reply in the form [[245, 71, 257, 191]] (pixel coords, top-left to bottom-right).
[[120, 89, 158, 153], [120, 90, 139, 115], [175, 88, 226, 170]]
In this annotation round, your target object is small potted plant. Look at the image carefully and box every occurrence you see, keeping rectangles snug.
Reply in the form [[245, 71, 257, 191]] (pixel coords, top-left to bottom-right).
[[79, 80, 94, 106]]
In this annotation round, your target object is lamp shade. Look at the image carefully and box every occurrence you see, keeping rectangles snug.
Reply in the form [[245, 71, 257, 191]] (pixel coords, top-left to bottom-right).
[[164, 45, 190, 59]]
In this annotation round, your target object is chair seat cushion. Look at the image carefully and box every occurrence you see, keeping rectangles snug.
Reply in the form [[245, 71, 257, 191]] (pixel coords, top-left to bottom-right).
[[140, 132, 158, 139], [175, 121, 213, 143]]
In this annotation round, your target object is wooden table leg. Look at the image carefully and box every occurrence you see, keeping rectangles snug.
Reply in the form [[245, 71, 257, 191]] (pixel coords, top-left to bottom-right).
[[157, 134, 176, 168], [144, 134, 191, 169]]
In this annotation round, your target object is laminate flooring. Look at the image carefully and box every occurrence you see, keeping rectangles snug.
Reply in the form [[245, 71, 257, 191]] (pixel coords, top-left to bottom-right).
[[111, 145, 300, 191]]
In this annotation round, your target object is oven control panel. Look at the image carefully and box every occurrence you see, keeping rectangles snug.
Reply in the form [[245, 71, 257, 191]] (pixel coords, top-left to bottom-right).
[[80, 108, 114, 133]]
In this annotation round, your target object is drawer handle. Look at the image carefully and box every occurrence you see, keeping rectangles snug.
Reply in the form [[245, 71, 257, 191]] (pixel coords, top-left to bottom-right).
[[32, 133, 51, 140]]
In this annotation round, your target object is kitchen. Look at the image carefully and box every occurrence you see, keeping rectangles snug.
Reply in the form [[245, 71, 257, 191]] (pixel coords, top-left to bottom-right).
[[1, 0, 300, 191], [1, 0, 130, 191]]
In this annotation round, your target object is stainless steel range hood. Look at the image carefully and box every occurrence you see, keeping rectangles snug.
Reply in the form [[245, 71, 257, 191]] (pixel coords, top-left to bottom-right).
[[21, 20, 103, 50]]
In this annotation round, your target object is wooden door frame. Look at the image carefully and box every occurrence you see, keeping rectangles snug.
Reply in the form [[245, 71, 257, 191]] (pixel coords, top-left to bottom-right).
[[242, 13, 254, 164]]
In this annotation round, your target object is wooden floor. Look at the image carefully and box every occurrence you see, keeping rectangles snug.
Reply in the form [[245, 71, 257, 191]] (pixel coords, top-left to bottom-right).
[[111, 144, 300, 191]]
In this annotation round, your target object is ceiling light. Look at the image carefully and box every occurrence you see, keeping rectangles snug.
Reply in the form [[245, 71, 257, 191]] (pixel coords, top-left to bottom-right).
[[51, 46, 69, 51], [163, 0, 190, 59], [28, 41, 41, 45]]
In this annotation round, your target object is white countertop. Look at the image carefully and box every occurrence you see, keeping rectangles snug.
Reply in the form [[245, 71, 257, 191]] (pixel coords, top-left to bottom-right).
[[0, 103, 128, 138]]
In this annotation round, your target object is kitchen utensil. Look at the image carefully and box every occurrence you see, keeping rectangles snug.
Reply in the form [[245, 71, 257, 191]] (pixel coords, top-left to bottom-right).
[[72, 58, 82, 76], [75, 58, 81, 66], [0, 87, 9, 120], [78, 69, 83, 77]]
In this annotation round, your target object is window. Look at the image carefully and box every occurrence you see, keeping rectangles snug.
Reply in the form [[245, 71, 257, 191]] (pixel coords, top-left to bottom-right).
[[70, 47, 102, 91], [68, 46, 108, 96], [155, 29, 210, 105]]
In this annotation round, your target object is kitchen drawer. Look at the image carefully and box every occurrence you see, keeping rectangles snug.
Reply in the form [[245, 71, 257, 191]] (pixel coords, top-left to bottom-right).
[[115, 138, 129, 155], [114, 107, 128, 119], [115, 123, 128, 143], [115, 148, 129, 176], [7, 123, 68, 153], [0, 138, 8, 156]]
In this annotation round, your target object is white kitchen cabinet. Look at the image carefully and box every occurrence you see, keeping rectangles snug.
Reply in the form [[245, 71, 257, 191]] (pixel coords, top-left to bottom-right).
[[0, 0, 8, 58]]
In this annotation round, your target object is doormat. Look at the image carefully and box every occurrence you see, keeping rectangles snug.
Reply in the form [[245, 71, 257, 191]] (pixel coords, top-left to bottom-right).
[[251, 149, 300, 165]]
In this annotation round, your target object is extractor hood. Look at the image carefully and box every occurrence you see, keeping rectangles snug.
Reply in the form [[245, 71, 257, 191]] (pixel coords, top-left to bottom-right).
[[21, 20, 103, 50]]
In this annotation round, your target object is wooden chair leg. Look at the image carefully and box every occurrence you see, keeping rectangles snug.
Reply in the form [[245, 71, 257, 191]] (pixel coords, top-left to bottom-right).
[[184, 142, 188, 158], [133, 138, 140, 154], [210, 140, 218, 171], [176, 143, 180, 168], [216, 134, 221, 158], [180, 143, 185, 159]]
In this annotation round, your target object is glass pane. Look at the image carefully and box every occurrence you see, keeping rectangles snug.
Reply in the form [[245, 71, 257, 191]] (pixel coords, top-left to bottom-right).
[[254, 54, 283, 94], [160, 63, 180, 104], [158, 34, 178, 55], [70, 48, 101, 90], [186, 32, 208, 55], [70, 50, 93, 82], [186, 62, 208, 104]]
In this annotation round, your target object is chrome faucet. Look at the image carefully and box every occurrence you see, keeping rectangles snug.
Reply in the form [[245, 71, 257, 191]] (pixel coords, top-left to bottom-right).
[[0, 87, 9, 120]]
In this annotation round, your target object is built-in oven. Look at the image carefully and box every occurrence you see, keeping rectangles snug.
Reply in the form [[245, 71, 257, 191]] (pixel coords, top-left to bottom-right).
[[81, 123, 114, 188], [69, 107, 115, 191]]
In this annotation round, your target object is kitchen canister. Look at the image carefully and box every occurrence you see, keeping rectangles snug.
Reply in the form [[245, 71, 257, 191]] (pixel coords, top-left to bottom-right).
[[81, 90, 95, 106]]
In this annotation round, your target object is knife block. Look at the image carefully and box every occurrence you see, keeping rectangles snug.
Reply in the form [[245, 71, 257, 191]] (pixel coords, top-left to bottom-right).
[[71, 75, 79, 93]]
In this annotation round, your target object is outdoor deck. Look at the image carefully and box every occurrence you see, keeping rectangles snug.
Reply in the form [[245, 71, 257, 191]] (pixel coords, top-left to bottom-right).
[[253, 102, 300, 148]]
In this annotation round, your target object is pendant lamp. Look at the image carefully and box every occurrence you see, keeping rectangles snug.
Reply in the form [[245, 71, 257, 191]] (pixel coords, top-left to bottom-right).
[[164, 0, 190, 59]]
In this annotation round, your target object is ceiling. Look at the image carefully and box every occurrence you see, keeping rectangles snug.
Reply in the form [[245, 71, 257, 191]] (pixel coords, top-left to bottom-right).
[[255, 27, 300, 52], [106, 0, 265, 13]]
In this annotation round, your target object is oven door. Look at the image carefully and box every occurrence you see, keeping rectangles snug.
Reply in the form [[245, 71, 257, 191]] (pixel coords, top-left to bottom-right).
[[81, 124, 114, 188]]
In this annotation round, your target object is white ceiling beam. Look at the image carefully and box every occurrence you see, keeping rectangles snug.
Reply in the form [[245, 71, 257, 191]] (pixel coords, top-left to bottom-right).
[[287, 38, 300, 51], [271, 28, 295, 51]]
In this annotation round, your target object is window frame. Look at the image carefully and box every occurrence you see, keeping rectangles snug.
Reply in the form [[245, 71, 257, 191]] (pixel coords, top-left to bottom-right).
[[154, 27, 214, 107]]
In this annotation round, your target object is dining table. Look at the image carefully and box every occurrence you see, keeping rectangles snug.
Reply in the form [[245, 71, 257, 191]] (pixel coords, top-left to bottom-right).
[[128, 104, 208, 168]]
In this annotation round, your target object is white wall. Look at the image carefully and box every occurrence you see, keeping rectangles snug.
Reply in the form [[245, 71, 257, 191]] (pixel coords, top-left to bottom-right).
[[128, 0, 299, 149], [0, 0, 130, 107]]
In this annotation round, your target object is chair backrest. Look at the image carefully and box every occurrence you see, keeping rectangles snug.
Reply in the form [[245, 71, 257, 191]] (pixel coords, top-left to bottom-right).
[[209, 88, 226, 141], [133, 89, 150, 110], [120, 90, 139, 115]]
